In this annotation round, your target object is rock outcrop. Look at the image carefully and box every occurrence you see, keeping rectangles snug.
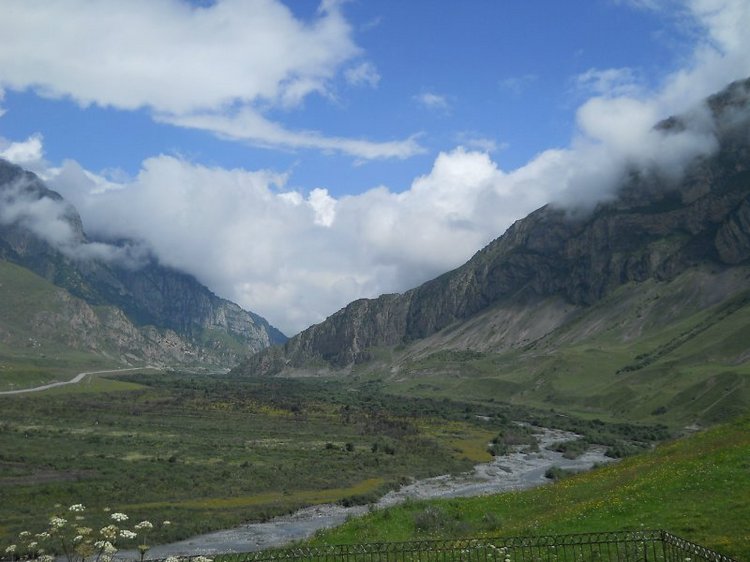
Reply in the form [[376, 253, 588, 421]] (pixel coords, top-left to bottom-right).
[[0, 160, 285, 367], [234, 77, 750, 375]]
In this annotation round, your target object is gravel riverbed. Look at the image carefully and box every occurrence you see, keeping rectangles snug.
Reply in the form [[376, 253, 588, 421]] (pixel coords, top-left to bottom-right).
[[139, 427, 613, 557]]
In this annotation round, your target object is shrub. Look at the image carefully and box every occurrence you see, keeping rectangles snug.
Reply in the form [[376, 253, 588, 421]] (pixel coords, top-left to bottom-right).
[[544, 466, 576, 480]]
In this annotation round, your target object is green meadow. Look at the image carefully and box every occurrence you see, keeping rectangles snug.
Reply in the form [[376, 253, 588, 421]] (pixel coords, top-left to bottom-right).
[[0, 373, 514, 545], [308, 414, 750, 560], [0, 372, 668, 550]]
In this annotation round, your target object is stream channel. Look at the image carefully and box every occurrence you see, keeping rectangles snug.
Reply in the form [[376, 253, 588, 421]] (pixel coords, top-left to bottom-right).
[[140, 427, 613, 557]]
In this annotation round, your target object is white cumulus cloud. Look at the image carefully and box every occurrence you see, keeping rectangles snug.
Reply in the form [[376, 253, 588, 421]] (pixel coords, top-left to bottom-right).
[[4, 0, 750, 339], [345, 61, 381, 88], [0, 134, 45, 169], [414, 92, 450, 112], [0, 0, 421, 159]]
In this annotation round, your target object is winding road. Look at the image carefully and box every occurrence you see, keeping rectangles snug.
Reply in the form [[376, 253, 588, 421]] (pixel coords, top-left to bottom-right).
[[0, 366, 158, 395]]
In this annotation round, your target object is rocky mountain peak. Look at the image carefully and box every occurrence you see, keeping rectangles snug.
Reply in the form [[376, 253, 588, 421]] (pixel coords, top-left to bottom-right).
[[233, 78, 750, 376], [0, 158, 286, 367]]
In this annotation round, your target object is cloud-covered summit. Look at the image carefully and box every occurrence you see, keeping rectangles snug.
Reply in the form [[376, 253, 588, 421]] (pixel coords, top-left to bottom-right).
[[1, 0, 749, 336]]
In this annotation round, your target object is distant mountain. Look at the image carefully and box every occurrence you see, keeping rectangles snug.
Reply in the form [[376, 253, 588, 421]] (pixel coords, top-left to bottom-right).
[[0, 159, 285, 369], [233, 78, 750, 425]]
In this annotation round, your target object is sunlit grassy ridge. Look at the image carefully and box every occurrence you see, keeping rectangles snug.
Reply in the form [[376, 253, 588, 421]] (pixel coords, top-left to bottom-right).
[[376, 269, 750, 428], [0, 261, 123, 390], [308, 415, 750, 560]]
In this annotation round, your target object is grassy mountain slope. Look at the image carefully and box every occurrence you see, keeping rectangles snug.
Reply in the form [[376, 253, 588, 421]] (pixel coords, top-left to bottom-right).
[[377, 265, 750, 427], [0, 260, 119, 389], [233, 79, 750, 428], [236, 78, 750, 378], [307, 414, 750, 560], [0, 259, 248, 390], [0, 157, 287, 382]]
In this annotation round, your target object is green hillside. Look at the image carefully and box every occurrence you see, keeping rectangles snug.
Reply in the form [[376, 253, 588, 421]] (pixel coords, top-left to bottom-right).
[[308, 414, 750, 560], [0, 260, 117, 390], [367, 267, 750, 427]]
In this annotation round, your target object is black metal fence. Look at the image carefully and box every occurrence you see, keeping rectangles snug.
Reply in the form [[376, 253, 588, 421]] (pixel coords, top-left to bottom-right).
[[174, 531, 738, 562]]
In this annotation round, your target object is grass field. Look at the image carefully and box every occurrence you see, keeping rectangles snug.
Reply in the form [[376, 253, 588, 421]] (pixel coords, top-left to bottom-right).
[[0, 372, 669, 551], [307, 414, 750, 561], [0, 373, 512, 546]]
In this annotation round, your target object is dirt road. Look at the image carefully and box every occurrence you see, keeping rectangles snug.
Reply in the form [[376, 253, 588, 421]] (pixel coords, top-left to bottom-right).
[[0, 366, 158, 395]]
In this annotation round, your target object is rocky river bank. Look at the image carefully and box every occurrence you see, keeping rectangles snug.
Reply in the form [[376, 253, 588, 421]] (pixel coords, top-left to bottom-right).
[[136, 427, 614, 558]]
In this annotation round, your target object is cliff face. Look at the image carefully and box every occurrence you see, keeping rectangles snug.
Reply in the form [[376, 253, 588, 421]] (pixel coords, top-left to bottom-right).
[[0, 160, 285, 367], [235, 78, 750, 375]]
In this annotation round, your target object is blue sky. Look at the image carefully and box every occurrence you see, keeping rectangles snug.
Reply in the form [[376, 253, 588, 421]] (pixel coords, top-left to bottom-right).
[[1, 1, 689, 194], [1, 0, 749, 334]]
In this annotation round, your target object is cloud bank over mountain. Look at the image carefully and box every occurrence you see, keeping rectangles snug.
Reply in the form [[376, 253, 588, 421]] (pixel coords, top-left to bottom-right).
[[1, 0, 749, 335]]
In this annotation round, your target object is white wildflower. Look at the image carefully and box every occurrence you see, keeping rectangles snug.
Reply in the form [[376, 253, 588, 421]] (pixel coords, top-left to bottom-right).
[[162, 520, 171, 526], [68, 504, 86, 513], [38, 556, 54, 562], [73, 535, 84, 543], [28, 542, 38, 549], [193, 556, 213, 562], [120, 530, 137, 540], [5, 545, 16, 554], [18, 532, 31, 539], [35, 532, 50, 540], [99, 525, 118, 540], [165, 556, 180, 562], [110, 512, 128, 522], [95, 541, 117, 555], [134, 521, 153, 531], [50, 516, 67, 528]]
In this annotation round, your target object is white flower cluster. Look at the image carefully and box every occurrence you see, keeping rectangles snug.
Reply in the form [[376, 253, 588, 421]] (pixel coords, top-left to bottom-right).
[[3, 504, 174, 562], [49, 517, 67, 529], [99, 525, 118, 541], [93, 540, 117, 555]]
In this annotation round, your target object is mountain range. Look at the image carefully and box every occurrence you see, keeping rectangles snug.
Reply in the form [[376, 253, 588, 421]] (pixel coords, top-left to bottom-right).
[[0, 159, 285, 372], [233, 78, 750, 426], [2, 77, 749, 423]]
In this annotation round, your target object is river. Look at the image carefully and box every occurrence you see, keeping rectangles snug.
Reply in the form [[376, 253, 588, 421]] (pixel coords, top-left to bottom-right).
[[137, 427, 613, 558]]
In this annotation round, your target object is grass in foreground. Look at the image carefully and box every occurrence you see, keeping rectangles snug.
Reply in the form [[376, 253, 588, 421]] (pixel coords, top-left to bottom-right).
[[308, 414, 750, 561], [0, 374, 516, 546]]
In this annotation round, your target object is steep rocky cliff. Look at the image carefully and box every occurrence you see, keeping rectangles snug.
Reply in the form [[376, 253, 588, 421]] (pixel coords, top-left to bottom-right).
[[0, 160, 285, 368], [235, 77, 750, 376]]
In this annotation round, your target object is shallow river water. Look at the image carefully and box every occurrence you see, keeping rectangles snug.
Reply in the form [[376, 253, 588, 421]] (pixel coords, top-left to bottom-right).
[[139, 428, 613, 557]]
